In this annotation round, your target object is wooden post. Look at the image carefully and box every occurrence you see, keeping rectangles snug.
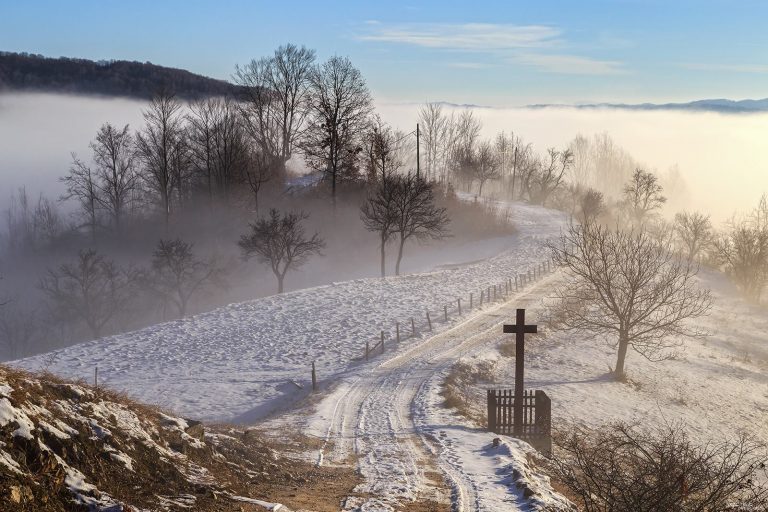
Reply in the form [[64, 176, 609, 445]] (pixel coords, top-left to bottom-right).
[[494, 285, 497, 301], [487, 389, 497, 433], [503, 309, 538, 437], [396, 322, 400, 343], [411, 317, 416, 337], [457, 298, 462, 315], [487, 286, 491, 300], [426, 311, 432, 331], [470, 293, 473, 309], [480, 290, 484, 305], [94, 366, 98, 389], [381, 330, 385, 354], [366, 341, 369, 361], [312, 361, 317, 391], [535, 390, 552, 455], [444, 304, 448, 322]]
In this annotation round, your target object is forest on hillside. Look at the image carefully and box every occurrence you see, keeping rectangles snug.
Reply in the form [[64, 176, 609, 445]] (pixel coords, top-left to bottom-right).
[[0, 51, 238, 99]]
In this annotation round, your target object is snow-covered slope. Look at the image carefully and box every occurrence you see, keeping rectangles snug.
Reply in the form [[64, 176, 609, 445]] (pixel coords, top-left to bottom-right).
[[452, 266, 768, 447], [16, 202, 567, 423]]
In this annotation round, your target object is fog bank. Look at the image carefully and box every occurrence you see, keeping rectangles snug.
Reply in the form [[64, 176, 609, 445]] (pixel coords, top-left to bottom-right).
[[380, 103, 768, 223], [2, 93, 768, 223]]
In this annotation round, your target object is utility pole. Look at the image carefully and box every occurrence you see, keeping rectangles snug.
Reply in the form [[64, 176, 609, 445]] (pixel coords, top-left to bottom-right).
[[416, 123, 420, 179], [511, 146, 518, 200]]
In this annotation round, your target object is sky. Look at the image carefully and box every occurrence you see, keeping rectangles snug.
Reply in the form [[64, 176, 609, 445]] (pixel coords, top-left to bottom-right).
[[1, 0, 768, 106]]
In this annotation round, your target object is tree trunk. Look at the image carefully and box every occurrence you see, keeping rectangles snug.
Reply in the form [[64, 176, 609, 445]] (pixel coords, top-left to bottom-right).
[[395, 237, 406, 276], [277, 273, 285, 294], [380, 234, 386, 278], [614, 331, 629, 378]]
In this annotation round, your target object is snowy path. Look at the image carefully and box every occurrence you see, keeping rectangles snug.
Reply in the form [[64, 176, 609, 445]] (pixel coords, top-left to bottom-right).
[[284, 271, 571, 511]]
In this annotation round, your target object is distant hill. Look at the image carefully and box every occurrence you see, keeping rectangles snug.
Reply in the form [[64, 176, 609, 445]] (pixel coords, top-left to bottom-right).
[[528, 98, 768, 113], [0, 51, 240, 99]]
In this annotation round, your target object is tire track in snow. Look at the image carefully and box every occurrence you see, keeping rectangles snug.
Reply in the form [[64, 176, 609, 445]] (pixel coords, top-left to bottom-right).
[[291, 271, 560, 511]]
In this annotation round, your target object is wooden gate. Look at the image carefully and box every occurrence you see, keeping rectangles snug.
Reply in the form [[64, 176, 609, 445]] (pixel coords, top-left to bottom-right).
[[487, 389, 551, 454]]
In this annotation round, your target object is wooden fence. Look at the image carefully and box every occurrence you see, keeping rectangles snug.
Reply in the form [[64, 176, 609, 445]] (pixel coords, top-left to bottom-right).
[[487, 388, 552, 454], [365, 257, 556, 360]]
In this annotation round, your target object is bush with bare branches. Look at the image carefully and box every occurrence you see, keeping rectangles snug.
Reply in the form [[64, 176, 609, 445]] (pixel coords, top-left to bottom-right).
[[548, 422, 768, 512]]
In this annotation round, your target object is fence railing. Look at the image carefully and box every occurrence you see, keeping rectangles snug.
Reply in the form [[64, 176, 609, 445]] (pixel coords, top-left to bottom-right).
[[365, 257, 556, 360]]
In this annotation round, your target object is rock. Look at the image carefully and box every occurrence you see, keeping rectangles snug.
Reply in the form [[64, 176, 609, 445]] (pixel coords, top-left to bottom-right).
[[184, 419, 205, 441]]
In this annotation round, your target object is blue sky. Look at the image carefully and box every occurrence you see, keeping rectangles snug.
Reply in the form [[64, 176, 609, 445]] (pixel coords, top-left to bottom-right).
[[1, 0, 767, 105]]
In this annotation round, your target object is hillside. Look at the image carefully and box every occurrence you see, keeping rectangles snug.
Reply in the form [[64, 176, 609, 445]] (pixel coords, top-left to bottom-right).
[[16, 202, 566, 424], [527, 98, 768, 113], [0, 365, 357, 511], [0, 52, 239, 99]]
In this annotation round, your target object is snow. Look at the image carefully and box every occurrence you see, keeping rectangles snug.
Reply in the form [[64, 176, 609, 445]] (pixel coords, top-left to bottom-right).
[[0, 397, 35, 439], [227, 494, 285, 511], [267, 266, 573, 511], [15, 202, 567, 423]]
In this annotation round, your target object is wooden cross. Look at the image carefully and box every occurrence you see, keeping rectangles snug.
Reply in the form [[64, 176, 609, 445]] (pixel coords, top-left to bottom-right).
[[503, 308, 537, 435]]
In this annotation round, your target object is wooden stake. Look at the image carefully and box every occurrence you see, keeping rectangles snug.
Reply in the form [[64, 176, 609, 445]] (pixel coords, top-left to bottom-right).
[[381, 330, 385, 353], [426, 311, 432, 331], [470, 293, 473, 309], [411, 317, 416, 337], [480, 290, 484, 305], [366, 341, 370, 361], [312, 361, 317, 391], [444, 304, 448, 322], [396, 322, 400, 343], [457, 298, 462, 315], [94, 366, 98, 389]]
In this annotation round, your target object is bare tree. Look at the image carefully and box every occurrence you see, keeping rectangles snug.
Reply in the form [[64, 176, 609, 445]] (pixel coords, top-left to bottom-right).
[[135, 91, 187, 227], [238, 209, 325, 293], [551, 223, 711, 377], [472, 140, 501, 197], [579, 188, 605, 224], [548, 422, 768, 512], [62, 154, 100, 241], [392, 174, 451, 276], [361, 177, 399, 277], [362, 115, 411, 183], [39, 249, 136, 339], [90, 123, 138, 230], [713, 199, 768, 302], [142, 238, 223, 318], [244, 149, 277, 213], [417, 103, 448, 181], [303, 56, 373, 201], [674, 211, 712, 262], [623, 168, 666, 225], [235, 44, 316, 165], [527, 148, 573, 205]]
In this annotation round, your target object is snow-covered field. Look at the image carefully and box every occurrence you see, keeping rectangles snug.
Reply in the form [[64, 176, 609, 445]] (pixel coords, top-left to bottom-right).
[[15, 202, 566, 424], [453, 266, 768, 448]]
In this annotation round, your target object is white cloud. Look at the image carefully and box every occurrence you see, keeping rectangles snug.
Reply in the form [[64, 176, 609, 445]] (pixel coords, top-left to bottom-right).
[[357, 22, 627, 76], [357, 23, 561, 50], [513, 53, 627, 75]]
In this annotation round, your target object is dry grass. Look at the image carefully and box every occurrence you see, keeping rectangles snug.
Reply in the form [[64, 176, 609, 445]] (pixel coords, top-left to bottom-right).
[[0, 364, 362, 511], [441, 359, 497, 425]]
